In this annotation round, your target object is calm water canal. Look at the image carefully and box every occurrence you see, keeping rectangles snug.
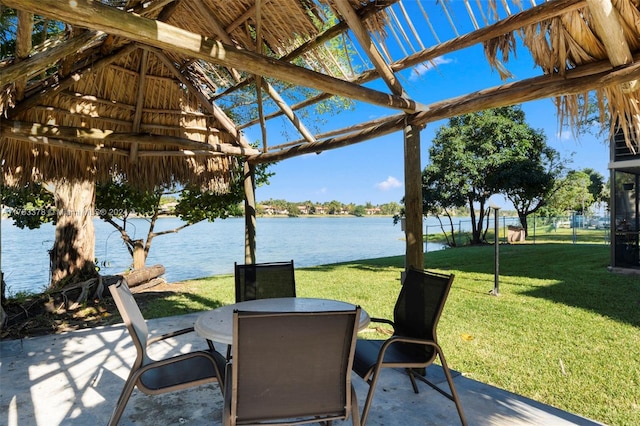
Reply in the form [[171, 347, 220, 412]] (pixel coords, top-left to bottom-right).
[[1, 216, 444, 295]]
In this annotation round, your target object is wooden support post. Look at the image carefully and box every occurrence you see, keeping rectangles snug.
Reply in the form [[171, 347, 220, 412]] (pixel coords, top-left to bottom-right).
[[403, 119, 424, 271], [244, 162, 257, 264]]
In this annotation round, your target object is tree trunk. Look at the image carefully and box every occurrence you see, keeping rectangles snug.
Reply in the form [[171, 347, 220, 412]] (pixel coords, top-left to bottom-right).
[[50, 179, 97, 288], [125, 264, 165, 287], [519, 213, 529, 237], [132, 239, 145, 270]]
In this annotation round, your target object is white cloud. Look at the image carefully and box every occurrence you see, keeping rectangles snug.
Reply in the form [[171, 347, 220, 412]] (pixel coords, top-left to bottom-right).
[[409, 56, 452, 80], [376, 176, 402, 191], [555, 130, 573, 141]]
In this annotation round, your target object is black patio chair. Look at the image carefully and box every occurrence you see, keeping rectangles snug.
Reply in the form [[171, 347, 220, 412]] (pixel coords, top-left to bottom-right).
[[352, 267, 467, 425], [234, 260, 296, 302], [223, 308, 361, 426], [108, 279, 226, 426], [218, 260, 297, 357]]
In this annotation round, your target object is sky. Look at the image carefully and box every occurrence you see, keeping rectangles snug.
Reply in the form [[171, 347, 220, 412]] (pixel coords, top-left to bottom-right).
[[242, 2, 611, 209]]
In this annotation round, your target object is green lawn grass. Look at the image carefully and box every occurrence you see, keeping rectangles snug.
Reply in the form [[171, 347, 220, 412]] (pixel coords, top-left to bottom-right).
[[141, 243, 639, 426]]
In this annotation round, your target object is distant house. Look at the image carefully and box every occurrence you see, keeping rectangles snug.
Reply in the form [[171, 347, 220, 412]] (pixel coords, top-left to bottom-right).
[[365, 208, 381, 215], [260, 205, 288, 215], [315, 206, 327, 214], [159, 201, 178, 215]]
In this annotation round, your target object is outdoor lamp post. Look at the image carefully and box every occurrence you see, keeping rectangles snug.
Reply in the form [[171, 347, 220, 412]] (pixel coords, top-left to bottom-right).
[[489, 203, 500, 296]]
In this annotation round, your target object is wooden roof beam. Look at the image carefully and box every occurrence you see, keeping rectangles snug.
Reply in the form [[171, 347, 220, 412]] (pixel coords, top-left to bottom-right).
[[251, 53, 640, 164], [333, 0, 407, 97], [394, 0, 587, 71], [211, 0, 399, 103], [585, 0, 638, 92], [268, 114, 395, 152], [149, 48, 253, 149], [129, 48, 149, 163], [6, 43, 139, 118], [0, 31, 103, 86], [240, 0, 586, 130], [14, 10, 33, 100], [132, 0, 179, 16], [260, 78, 317, 145], [224, 0, 274, 34], [189, 0, 315, 147], [1, 0, 421, 113], [2, 120, 260, 156], [190, 0, 243, 83]]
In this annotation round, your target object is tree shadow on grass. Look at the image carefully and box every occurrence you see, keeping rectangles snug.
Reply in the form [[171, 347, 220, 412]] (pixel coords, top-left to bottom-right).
[[307, 245, 640, 329], [520, 278, 640, 328], [137, 291, 226, 320]]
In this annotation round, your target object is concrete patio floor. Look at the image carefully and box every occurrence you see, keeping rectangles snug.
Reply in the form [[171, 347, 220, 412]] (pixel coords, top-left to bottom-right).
[[1, 312, 605, 426]]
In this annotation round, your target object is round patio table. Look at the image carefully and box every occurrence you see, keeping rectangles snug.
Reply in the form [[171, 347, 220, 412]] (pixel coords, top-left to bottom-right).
[[194, 297, 370, 345]]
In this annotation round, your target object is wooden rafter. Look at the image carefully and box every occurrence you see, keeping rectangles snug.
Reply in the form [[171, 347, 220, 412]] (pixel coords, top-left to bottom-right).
[[2, 0, 421, 113], [14, 10, 33, 100], [225, 0, 274, 34], [333, 0, 406, 97], [190, 0, 243, 83], [251, 52, 640, 164], [132, 0, 179, 16], [210, 0, 398, 104], [6, 43, 139, 117], [239, 0, 587, 131], [2, 120, 260, 156], [0, 32, 100, 86], [150, 48, 252, 148], [162, 0, 317, 147], [129, 48, 149, 163], [395, 0, 587, 72], [260, 79, 317, 144], [585, 0, 638, 92]]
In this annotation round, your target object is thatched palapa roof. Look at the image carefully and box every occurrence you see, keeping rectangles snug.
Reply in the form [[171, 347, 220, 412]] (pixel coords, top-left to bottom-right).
[[1, 0, 640, 189]]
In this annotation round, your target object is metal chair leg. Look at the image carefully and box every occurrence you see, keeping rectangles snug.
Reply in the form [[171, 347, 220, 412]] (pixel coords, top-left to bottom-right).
[[108, 374, 138, 426], [361, 370, 382, 426]]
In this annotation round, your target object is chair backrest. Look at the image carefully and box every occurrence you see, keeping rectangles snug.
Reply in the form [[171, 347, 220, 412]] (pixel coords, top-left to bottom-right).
[[234, 260, 296, 302], [109, 279, 149, 367], [393, 268, 455, 361], [230, 308, 360, 424]]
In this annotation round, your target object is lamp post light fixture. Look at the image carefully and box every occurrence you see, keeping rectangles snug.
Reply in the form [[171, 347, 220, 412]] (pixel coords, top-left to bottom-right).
[[489, 203, 500, 296]]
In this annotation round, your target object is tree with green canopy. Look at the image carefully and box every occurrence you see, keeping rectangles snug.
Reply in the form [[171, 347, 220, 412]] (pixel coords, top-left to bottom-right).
[[421, 163, 467, 247], [540, 170, 595, 217], [425, 105, 551, 244], [582, 168, 607, 206], [498, 146, 567, 235]]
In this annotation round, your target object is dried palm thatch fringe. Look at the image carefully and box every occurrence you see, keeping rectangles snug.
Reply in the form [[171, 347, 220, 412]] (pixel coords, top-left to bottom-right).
[[488, 0, 640, 150]]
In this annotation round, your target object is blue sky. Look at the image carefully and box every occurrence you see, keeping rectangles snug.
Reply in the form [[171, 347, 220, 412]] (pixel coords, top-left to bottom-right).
[[243, 2, 611, 208]]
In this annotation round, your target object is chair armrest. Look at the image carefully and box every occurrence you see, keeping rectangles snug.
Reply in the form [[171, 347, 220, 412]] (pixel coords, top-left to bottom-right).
[[138, 350, 220, 371], [379, 335, 442, 354], [148, 327, 195, 345], [369, 317, 395, 327]]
